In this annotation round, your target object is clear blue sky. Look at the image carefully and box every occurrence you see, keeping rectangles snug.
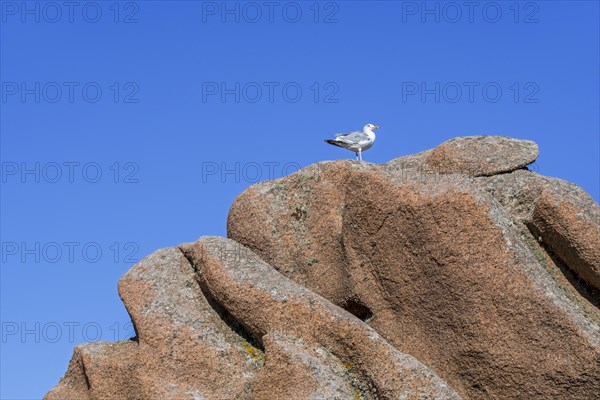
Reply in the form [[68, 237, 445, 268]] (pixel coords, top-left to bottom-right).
[[1, 1, 598, 398]]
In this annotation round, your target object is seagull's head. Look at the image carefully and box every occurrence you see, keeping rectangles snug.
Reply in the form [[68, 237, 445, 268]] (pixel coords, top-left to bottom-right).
[[364, 123, 380, 132]]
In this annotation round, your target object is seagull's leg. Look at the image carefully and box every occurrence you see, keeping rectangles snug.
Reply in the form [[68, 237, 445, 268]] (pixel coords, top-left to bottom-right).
[[355, 152, 359, 161], [359, 148, 363, 161]]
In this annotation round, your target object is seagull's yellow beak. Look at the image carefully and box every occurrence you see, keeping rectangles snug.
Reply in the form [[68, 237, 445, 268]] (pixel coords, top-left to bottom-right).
[[374, 125, 380, 129]]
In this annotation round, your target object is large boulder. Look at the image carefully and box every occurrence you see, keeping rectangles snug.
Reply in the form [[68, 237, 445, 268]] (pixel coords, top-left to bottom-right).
[[228, 137, 599, 399], [46, 136, 599, 400], [422, 135, 539, 176]]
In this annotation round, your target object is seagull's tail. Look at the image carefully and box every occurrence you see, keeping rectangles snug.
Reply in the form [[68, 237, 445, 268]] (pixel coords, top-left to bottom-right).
[[325, 139, 344, 148]]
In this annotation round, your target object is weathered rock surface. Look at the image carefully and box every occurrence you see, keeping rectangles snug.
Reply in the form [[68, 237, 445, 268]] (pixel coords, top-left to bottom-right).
[[47, 248, 262, 400], [530, 191, 600, 289], [47, 136, 599, 400], [228, 137, 599, 399], [183, 236, 460, 399], [479, 169, 600, 298], [423, 135, 539, 176]]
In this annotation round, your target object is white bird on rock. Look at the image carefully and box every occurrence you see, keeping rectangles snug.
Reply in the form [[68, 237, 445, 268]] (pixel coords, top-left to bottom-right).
[[324, 123, 380, 161]]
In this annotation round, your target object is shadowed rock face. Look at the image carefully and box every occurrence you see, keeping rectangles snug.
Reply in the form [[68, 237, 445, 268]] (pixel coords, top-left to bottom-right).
[[46, 136, 599, 400]]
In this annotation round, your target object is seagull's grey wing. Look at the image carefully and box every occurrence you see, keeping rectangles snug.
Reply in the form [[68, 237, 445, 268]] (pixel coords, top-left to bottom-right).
[[334, 131, 369, 144], [335, 130, 361, 138]]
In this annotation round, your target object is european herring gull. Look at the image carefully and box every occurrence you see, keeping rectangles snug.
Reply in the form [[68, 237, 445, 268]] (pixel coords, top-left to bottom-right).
[[324, 123, 379, 161]]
